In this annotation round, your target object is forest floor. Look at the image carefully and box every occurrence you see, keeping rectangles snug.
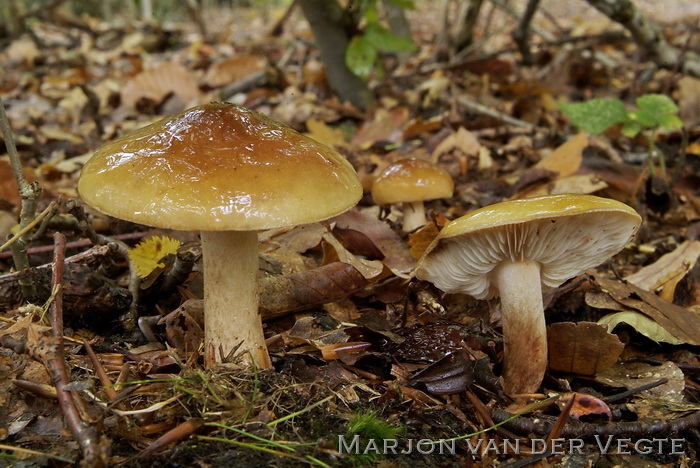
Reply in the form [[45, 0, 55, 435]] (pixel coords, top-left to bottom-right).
[[0, 1, 699, 467]]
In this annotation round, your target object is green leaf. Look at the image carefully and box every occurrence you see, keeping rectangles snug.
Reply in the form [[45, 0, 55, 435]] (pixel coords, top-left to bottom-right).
[[363, 1, 380, 23], [621, 120, 642, 138], [627, 94, 682, 132], [658, 114, 683, 131], [363, 23, 416, 52], [346, 36, 377, 80], [628, 108, 658, 128], [559, 98, 629, 135], [636, 94, 679, 116]]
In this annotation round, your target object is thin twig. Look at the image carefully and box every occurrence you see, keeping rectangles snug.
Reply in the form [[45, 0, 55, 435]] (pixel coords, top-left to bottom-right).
[[456, 95, 538, 130], [84, 341, 118, 401], [0, 201, 57, 252], [45, 232, 109, 467], [491, 407, 700, 439], [0, 97, 42, 299], [0, 231, 153, 260], [512, 0, 541, 65]]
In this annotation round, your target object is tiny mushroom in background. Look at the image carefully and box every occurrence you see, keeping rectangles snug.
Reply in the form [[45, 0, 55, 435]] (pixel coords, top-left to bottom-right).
[[414, 194, 641, 396], [78, 102, 362, 369], [371, 158, 454, 232]]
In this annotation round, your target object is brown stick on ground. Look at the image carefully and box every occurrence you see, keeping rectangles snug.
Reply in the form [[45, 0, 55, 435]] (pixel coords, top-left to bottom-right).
[[45, 232, 110, 467], [586, 0, 700, 77]]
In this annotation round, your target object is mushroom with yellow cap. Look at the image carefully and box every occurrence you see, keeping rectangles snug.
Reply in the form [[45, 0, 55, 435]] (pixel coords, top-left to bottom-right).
[[78, 102, 362, 369], [371, 159, 454, 232], [414, 194, 641, 395]]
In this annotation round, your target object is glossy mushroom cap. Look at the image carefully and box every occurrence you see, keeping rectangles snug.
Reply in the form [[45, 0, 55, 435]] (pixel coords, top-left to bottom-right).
[[371, 158, 454, 205], [78, 102, 362, 231], [415, 194, 642, 297]]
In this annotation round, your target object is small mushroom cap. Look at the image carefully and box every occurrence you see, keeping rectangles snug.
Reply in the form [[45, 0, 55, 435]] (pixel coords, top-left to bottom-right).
[[371, 158, 454, 205], [78, 103, 362, 231], [415, 194, 641, 299]]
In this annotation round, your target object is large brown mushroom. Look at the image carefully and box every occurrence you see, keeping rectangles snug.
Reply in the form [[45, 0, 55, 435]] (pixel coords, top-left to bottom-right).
[[414, 194, 641, 395], [78, 103, 362, 368]]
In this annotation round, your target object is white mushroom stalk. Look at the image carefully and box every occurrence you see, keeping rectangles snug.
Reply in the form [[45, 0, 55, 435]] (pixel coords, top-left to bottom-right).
[[493, 260, 546, 395], [401, 201, 427, 233], [201, 231, 271, 369]]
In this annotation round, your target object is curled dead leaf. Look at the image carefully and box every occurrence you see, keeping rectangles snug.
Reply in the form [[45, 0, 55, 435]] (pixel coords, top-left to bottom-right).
[[259, 262, 369, 319], [595, 275, 700, 346], [406, 350, 473, 395], [121, 62, 200, 109], [204, 55, 267, 88], [625, 240, 700, 302]]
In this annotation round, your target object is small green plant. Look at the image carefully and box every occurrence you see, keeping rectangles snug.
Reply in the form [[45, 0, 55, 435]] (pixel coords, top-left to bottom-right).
[[346, 0, 417, 80], [344, 410, 403, 464], [559, 94, 683, 181]]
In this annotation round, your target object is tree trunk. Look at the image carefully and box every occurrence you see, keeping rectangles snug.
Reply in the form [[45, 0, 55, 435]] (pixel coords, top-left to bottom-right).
[[454, 0, 485, 54], [298, 0, 375, 110]]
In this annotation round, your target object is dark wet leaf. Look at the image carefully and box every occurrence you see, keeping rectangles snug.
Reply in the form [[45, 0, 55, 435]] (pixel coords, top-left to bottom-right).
[[407, 350, 473, 395]]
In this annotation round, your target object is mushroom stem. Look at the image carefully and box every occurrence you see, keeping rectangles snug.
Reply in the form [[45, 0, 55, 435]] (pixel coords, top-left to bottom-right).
[[201, 230, 272, 369], [401, 201, 427, 232], [493, 260, 547, 395]]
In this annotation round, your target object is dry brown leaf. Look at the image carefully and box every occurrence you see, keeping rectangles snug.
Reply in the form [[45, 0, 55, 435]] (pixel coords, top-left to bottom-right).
[[304, 119, 346, 147], [121, 62, 200, 109], [204, 55, 267, 88], [321, 342, 372, 364], [331, 226, 384, 259], [477, 146, 493, 170], [431, 127, 481, 160], [547, 322, 624, 375], [407, 222, 440, 260], [160, 304, 204, 354], [259, 262, 369, 319], [595, 361, 686, 404], [332, 209, 416, 274], [0, 311, 50, 340], [687, 141, 700, 155], [0, 160, 35, 206], [288, 316, 350, 346], [262, 223, 327, 254], [534, 132, 587, 178], [585, 291, 625, 311], [677, 76, 700, 128], [352, 107, 410, 150], [625, 240, 700, 301], [595, 275, 700, 346], [418, 69, 450, 107], [6, 37, 40, 66], [406, 350, 473, 395], [520, 174, 608, 198], [321, 233, 387, 280], [402, 116, 443, 139], [40, 127, 84, 144]]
